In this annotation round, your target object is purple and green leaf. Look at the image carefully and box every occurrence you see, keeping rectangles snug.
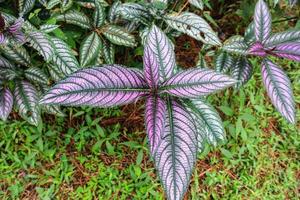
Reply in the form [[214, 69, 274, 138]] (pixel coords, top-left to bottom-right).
[[14, 81, 40, 126], [145, 95, 166, 156], [0, 88, 13, 121], [254, 0, 272, 43], [271, 42, 300, 62], [154, 97, 197, 200], [40, 65, 149, 107], [261, 59, 296, 124], [231, 57, 253, 89], [161, 68, 236, 98], [183, 98, 225, 151], [143, 25, 176, 85]]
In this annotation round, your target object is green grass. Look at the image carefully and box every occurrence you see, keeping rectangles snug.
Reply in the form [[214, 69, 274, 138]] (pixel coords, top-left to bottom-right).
[[0, 58, 299, 200]]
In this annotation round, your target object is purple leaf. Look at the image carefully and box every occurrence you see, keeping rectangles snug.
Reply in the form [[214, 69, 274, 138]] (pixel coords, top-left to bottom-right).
[[0, 33, 5, 44], [247, 42, 267, 57], [143, 46, 159, 88], [154, 97, 197, 200], [0, 88, 13, 121], [264, 30, 300, 48], [271, 42, 300, 62], [8, 18, 23, 33], [40, 65, 149, 107], [143, 25, 176, 85], [254, 0, 271, 43], [145, 95, 166, 155], [261, 59, 296, 124], [161, 68, 236, 98]]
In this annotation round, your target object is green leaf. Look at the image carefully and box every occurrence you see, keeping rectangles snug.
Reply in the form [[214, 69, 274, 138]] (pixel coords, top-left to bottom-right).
[[164, 12, 221, 46], [102, 25, 136, 47], [19, 0, 35, 16], [215, 52, 235, 73], [93, 0, 105, 27], [14, 81, 40, 126], [26, 31, 55, 62], [184, 99, 225, 151], [24, 67, 49, 85], [46, 0, 60, 9], [189, 0, 204, 10], [79, 32, 102, 67], [51, 37, 80, 76], [231, 57, 253, 89], [40, 24, 60, 33], [223, 36, 249, 55], [56, 10, 92, 29], [0, 45, 32, 67], [61, 0, 73, 12], [102, 39, 115, 64]]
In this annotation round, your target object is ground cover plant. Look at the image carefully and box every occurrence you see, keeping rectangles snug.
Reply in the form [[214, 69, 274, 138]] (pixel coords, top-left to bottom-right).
[[0, 0, 299, 199]]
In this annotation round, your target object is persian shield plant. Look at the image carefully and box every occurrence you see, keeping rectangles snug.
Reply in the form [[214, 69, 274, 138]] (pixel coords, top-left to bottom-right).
[[222, 0, 298, 124], [41, 25, 236, 200]]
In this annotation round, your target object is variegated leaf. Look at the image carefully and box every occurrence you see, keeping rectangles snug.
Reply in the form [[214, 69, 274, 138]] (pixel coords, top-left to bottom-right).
[[0, 44, 32, 66], [102, 25, 136, 47], [24, 67, 49, 85], [244, 22, 255, 45], [39, 85, 65, 117], [0, 55, 14, 68], [264, 30, 300, 48], [215, 52, 235, 73], [254, 0, 272, 43], [46, 0, 60, 9], [75, 0, 108, 8], [189, 0, 204, 10], [19, 0, 35, 16], [261, 59, 295, 124], [145, 95, 166, 155], [223, 36, 249, 55], [26, 31, 54, 61], [0, 67, 18, 80], [56, 10, 92, 29], [40, 65, 149, 107], [47, 64, 65, 81], [144, 25, 176, 87], [151, 0, 168, 10], [93, 0, 105, 27], [14, 81, 40, 126], [161, 68, 236, 98], [40, 24, 60, 33], [154, 97, 197, 200], [102, 39, 115, 64], [51, 37, 80, 75], [37, 0, 47, 6], [108, 1, 121, 23], [231, 57, 253, 88], [164, 12, 221, 46], [0, 88, 13, 121], [80, 32, 102, 67], [183, 99, 225, 149], [117, 3, 151, 25], [61, 0, 73, 12], [272, 42, 300, 62]]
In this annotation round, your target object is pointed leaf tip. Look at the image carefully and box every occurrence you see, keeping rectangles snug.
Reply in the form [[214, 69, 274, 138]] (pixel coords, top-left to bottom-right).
[[261, 59, 296, 124]]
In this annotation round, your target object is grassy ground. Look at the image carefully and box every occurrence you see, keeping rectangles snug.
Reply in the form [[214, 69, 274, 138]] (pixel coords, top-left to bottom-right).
[[0, 56, 299, 200]]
